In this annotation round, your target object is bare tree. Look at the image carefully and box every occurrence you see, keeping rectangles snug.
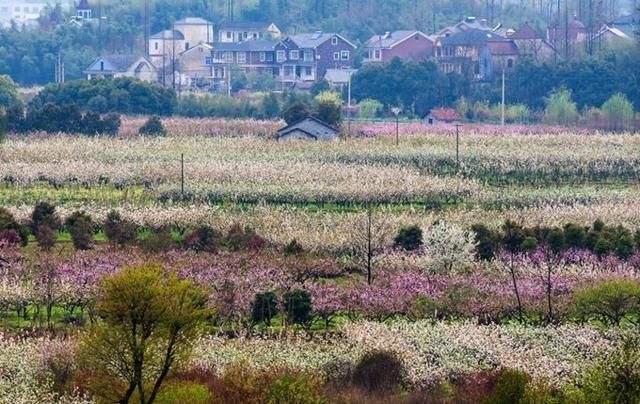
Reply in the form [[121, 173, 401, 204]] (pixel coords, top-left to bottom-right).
[[350, 207, 390, 285]]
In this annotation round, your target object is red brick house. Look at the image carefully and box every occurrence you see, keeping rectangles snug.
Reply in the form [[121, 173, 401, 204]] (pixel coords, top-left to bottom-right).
[[424, 108, 461, 125], [364, 30, 434, 64]]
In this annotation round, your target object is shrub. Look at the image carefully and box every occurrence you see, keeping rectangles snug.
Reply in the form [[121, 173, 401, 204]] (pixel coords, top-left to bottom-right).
[[31, 202, 61, 234], [0, 229, 22, 246], [185, 225, 221, 253], [284, 239, 304, 256], [471, 223, 498, 260], [485, 369, 531, 404], [140, 230, 176, 253], [283, 289, 313, 326], [139, 115, 167, 136], [284, 102, 309, 125], [358, 99, 383, 120], [393, 225, 423, 251], [0, 107, 6, 142], [352, 351, 404, 393], [563, 223, 587, 249], [214, 363, 278, 403], [35, 224, 57, 251], [544, 88, 578, 126], [252, 291, 279, 325], [155, 381, 211, 404], [601, 92, 634, 131], [573, 280, 640, 326], [65, 211, 94, 250], [266, 373, 324, 404], [103, 210, 137, 247], [224, 224, 266, 251], [314, 91, 342, 126], [0, 207, 28, 245]]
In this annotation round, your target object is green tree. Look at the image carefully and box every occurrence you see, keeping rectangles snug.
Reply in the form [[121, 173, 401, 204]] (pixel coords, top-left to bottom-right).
[[79, 263, 208, 404], [544, 88, 578, 126], [601, 92, 635, 131], [262, 93, 281, 119], [573, 280, 640, 327], [0, 107, 6, 143], [314, 91, 342, 126], [0, 75, 19, 107], [283, 102, 309, 125], [357, 98, 383, 120], [139, 116, 167, 136]]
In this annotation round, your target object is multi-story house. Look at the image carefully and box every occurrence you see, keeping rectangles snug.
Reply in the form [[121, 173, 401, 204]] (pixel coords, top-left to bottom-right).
[[149, 17, 213, 67], [178, 42, 214, 88], [218, 21, 281, 43], [510, 23, 557, 63], [435, 28, 518, 80], [364, 30, 434, 64], [547, 16, 589, 59], [84, 55, 158, 82], [211, 40, 279, 87], [0, 0, 49, 28], [277, 32, 356, 87]]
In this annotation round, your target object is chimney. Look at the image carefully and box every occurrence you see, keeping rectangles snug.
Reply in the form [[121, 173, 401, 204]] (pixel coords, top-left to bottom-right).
[[465, 16, 476, 23], [384, 31, 391, 39], [480, 19, 488, 27]]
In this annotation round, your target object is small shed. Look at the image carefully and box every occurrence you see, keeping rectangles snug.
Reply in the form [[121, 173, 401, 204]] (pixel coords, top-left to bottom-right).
[[276, 117, 339, 141], [424, 108, 461, 125]]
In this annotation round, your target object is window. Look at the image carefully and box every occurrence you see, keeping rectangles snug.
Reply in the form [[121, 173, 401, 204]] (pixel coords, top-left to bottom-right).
[[340, 50, 350, 61], [260, 52, 266, 62], [154, 42, 159, 51], [100, 61, 104, 70], [205, 56, 212, 65], [266, 52, 274, 62], [185, 43, 190, 50], [303, 66, 312, 76], [507, 58, 514, 68], [276, 50, 286, 62], [252, 33, 258, 39], [374, 49, 381, 60], [237, 52, 246, 64], [224, 52, 234, 63], [243, 32, 248, 39], [333, 52, 339, 60], [303, 51, 313, 61], [226, 31, 232, 39], [331, 36, 338, 45], [290, 50, 299, 60]]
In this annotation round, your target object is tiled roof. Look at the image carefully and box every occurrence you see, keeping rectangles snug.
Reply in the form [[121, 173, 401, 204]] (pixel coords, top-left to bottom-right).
[[277, 116, 339, 138], [429, 108, 460, 122], [440, 29, 507, 46], [150, 29, 185, 40], [510, 23, 543, 39], [77, 0, 90, 10], [85, 55, 149, 73], [486, 41, 520, 55], [220, 21, 272, 30], [175, 17, 211, 25], [213, 40, 277, 52], [288, 32, 355, 49], [366, 30, 419, 48]]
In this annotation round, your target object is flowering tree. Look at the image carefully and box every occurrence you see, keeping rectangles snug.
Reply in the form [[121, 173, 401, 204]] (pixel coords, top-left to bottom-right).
[[422, 221, 477, 274]]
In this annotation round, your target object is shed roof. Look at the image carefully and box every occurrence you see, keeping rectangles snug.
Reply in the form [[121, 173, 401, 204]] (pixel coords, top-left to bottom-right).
[[150, 29, 185, 40], [428, 108, 460, 122], [324, 68, 356, 84], [174, 17, 212, 25], [213, 40, 277, 52], [511, 23, 544, 39], [440, 28, 507, 46], [288, 32, 356, 49], [277, 116, 339, 139], [366, 30, 425, 48], [85, 55, 152, 73]]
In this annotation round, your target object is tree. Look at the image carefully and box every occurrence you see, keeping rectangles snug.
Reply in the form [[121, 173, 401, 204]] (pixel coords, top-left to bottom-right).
[[79, 263, 208, 404], [104, 210, 137, 248], [501, 220, 527, 322], [351, 207, 390, 285], [601, 92, 634, 131], [65, 211, 94, 250], [393, 225, 423, 251], [422, 221, 477, 274], [0, 75, 19, 108], [544, 88, 578, 126], [573, 280, 640, 327], [283, 102, 309, 125], [31, 202, 61, 251], [139, 116, 167, 136], [0, 107, 6, 143], [314, 91, 342, 126], [358, 99, 383, 120], [261, 93, 280, 119]]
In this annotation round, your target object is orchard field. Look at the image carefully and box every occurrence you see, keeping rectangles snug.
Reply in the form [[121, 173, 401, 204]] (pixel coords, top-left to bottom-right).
[[1, 118, 639, 403]]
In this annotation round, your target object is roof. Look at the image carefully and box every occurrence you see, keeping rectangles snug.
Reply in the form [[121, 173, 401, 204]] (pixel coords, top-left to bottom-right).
[[277, 116, 339, 139], [427, 108, 460, 122], [85, 55, 152, 73], [174, 17, 212, 25], [213, 40, 277, 52], [594, 24, 632, 40], [324, 68, 356, 84], [366, 30, 426, 48], [438, 16, 493, 35], [486, 41, 520, 55], [219, 21, 274, 30], [77, 0, 90, 10], [288, 32, 356, 49], [150, 29, 185, 40], [611, 12, 639, 25], [569, 17, 586, 29], [510, 23, 543, 39], [440, 28, 507, 46]]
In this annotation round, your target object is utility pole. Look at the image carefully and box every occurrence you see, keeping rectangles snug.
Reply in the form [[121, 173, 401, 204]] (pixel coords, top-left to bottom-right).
[[55, 52, 64, 83], [455, 123, 461, 167], [392, 107, 401, 146], [172, 21, 176, 91], [501, 67, 506, 126], [180, 153, 185, 196], [144, 0, 150, 56]]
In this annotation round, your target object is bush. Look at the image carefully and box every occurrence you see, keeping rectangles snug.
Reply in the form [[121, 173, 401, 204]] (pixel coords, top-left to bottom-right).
[[185, 225, 221, 253], [103, 210, 137, 247], [252, 291, 279, 326], [266, 373, 324, 404], [140, 230, 176, 253], [393, 225, 423, 251], [471, 224, 498, 260], [139, 115, 166, 136], [544, 88, 578, 126], [283, 289, 312, 326], [314, 91, 342, 126], [65, 211, 94, 250], [35, 224, 57, 251], [352, 351, 404, 393], [357, 99, 383, 120], [156, 381, 211, 404], [485, 369, 531, 404], [31, 202, 61, 234], [284, 102, 309, 125], [573, 280, 640, 326], [224, 224, 266, 251], [0, 207, 28, 246], [601, 92, 634, 131], [284, 239, 304, 256], [0, 107, 6, 143]]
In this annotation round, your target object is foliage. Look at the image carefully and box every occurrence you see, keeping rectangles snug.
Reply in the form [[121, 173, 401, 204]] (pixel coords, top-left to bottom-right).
[[485, 369, 531, 404], [284, 102, 310, 125], [573, 280, 640, 326], [155, 381, 211, 404], [283, 289, 313, 326], [185, 225, 221, 253], [422, 221, 477, 274], [357, 99, 383, 120], [0, 75, 19, 108], [351, 350, 405, 393], [64, 210, 94, 250], [314, 91, 342, 126], [103, 210, 137, 247], [0, 107, 5, 143], [266, 373, 324, 404], [393, 225, 423, 251], [177, 94, 260, 119], [78, 263, 208, 404], [223, 224, 266, 251], [139, 116, 167, 136], [252, 291, 279, 326], [601, 92, 635, 131], [544, 88, 578, 126], [0, 207, 28, 246], [140, 230, 176, 253], [284, 239, 305, 256]]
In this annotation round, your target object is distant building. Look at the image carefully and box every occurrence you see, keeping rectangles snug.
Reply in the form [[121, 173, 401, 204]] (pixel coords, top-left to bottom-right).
[[510, 23, 557, 63], [592, 24, 633, 51], [0, 0, 49, 28], [218, 21, 281, 43], [364, 30, 434, 64], [211, 40, 279, 88], [178, 42, 214, 88], [438, 16, 494, 37], [84, 55, 158, 82], [149, 17, 213, 67], [324, 68, 356, 89], [277, 116, 339, 141], [609, 11, 639, 37], [424, 108, 460, 125], [547, 16, 589, 59]]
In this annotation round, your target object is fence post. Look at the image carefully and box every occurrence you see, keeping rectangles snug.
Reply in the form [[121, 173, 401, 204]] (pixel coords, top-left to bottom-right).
[[180, 153, 184, 196]]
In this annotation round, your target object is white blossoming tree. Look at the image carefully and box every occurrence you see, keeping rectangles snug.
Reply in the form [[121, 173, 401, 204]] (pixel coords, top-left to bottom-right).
[[420, 221, 478, 274]]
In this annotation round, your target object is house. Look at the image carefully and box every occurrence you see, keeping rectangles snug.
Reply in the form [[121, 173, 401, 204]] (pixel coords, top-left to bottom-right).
[[424, 108, 460, 125], [0, 0, 49, 28], [510, 23, 557, 63], [364, 30, 434, 64], [211, 40, 279, 88], [438, 16, 494, 37], [278, 32, 356, 87], [178, 42, 214, 88], [218, 21, 281, 43], [277, 116, 339, 141], [547, 16, 589, 59], [592, 24, 633, 51], [75, 0, 91, 19], [435, 28, 517, 80], [148, 17, 213, 67], [609, 11, 639, 37], [324, 68, 356, 89], [84, 55, 158, 82]]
